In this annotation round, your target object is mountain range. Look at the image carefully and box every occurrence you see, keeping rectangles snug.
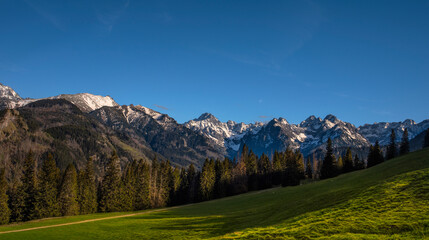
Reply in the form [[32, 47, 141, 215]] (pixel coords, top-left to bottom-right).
[[1, 82, 428, 175]]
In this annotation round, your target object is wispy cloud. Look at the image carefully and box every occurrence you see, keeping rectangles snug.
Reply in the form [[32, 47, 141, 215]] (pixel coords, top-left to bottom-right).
[[23, 0, 65, 31], [154, 104, 169, 110], [259, 115, 272, 119], [96, 0, 130, 32]]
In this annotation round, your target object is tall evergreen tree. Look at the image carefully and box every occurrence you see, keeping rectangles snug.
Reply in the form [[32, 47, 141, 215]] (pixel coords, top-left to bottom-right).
[[282, 151, 305, 186], [186, 164, 198, 203], [337, 156, 343, 173], [272, 150, 282, 185], [120, 162, 136, 211], [199, 159, 215, 201], [305, 157, 313, 179], [134, 159, 150, 210], [231, 159, 247, 195], [0, 168, 10, 224], [169, 167, 182, 205], [77, 157, 97, 215], [257, 153, 272, 189], [58, 164, 78, 216], [214, 159, 225, 198], [343, 148, 354, 173], [367, 141, 384, 168], [424, 128, 429, 148], [8, 182, 25, 223], [36, 153, 60, 218], [320, 138, 338, 179], [100, 151, 122, 212], [354, 154, 365, 170], [150, 158, 160, 208], [399, 128, 410, 155], [159, 161, 173, 207], [246, 150, 258, 191], [386, 129, 397, 160], [21, 151, 37, 221]]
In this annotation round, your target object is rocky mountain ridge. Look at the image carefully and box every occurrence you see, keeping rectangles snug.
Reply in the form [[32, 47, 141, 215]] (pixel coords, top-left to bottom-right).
[[1, 82, 428, 166]]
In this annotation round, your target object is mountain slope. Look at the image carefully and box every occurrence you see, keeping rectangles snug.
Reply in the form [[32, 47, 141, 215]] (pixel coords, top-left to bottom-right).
[[1, 148, 427, 239], [91, 105, 224, 167], [0, 99, 157, 181]]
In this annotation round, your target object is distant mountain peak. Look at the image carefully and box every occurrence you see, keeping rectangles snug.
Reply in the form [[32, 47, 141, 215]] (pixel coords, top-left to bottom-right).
[[196, 112, 218, 121], [0, 83, 22, 100], [403, 119, 416, 125], [324, 114, 338, 122], [50, 93, 119, 112]]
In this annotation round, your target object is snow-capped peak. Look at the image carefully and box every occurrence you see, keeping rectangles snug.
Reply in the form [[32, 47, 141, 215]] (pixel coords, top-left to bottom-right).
[[0, 83, 22, 100], [196, 113, 219, 122], [50, 93, 119, 112]]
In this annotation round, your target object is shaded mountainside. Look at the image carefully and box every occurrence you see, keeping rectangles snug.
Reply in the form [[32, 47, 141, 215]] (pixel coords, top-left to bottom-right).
[[91, 105, 224, 168], [0, 99, 157, 181]]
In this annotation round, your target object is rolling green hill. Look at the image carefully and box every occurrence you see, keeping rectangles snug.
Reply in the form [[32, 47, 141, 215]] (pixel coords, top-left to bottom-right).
[[1, 148, 428, 239]]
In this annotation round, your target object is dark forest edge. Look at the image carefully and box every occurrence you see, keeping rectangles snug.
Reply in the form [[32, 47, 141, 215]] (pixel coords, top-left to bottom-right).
[[0, 128, 428, 225]]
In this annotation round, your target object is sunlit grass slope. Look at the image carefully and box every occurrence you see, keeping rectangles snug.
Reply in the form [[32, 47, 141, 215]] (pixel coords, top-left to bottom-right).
[[1, 148, 428, 239]]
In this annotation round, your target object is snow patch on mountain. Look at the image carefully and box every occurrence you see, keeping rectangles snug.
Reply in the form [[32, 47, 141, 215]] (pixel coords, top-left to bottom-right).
[[50, 93, 118, 112], [184, 113, 264, 153]]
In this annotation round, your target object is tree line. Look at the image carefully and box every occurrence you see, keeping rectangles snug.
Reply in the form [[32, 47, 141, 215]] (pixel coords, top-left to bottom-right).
[[0, 127, 428, 225]]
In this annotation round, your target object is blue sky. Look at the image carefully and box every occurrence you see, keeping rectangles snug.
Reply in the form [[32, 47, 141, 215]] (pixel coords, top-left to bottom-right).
[[1, 0, 428, 126]]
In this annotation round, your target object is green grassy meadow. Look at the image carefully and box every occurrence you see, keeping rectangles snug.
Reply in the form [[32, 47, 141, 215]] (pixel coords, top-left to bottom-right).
[[1, 148, 428, 239]]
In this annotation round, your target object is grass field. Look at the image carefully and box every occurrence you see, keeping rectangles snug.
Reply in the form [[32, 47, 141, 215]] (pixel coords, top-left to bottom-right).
[[1, 148, 428, 239]]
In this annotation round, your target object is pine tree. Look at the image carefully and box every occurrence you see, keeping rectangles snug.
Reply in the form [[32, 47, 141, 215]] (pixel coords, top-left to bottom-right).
[[77, 157, 97, 215], [386, 129, 397, 160], [305, 157, 312, 179], [257, 153, 272, 189], [231, 159, 247, 195], [246, 150, 258, 191], [337, 156, 343, 173], [150, 158, 160, 208], [120, 162, 136, 211], [0, 168, 10, 224], [354, 154, 365, 170], [199, 159, 215, 201], [8, 182, 25, 223], [282, 150, 305, 186], [272, 150, 282, 185], [399, 128, 410, 155], [186, 164, 197, 203], [424, 128, 429, 148], [100, 151, 122, 212], [214, 159, 225, 198], [367, 141, 384, 168], [58, 164, 78, 216], [343, 148, 354, 173], [35, 153, 60, 218], [169, 167, 182, 205], [320, 138, 338, 179], [158, 161, 172, 207], [134, 159, 150, 210], [21, 151, 37, 221]]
